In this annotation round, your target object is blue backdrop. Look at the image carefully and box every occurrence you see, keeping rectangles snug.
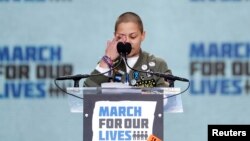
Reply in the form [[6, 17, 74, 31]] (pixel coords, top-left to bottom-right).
[[1, 0, 250, 141]]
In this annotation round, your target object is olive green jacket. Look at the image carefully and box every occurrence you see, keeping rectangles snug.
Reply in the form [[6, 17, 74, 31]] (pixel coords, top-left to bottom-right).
[[84, 50, 172, 87]]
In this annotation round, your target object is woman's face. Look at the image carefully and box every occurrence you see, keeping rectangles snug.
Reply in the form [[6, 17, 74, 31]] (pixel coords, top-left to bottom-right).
[[115, 22, 145, 57]]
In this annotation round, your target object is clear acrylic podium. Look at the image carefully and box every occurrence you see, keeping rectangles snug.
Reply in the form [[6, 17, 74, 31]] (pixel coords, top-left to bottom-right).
[[66, 86, 182, 141]]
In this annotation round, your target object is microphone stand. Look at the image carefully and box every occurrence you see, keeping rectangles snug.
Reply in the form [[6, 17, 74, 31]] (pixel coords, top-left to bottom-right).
[[122, 54, 189, 86], [122, 55, 130, 85], [56, 74, 90, 87], [117, 42, 189, 85], [73, 79, 80, 87], [169, 80, 175, 87]]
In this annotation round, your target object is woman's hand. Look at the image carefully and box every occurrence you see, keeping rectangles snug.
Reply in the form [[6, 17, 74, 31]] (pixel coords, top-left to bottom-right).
[[105, 37, 120, 61], [99, 37, 122, 68]]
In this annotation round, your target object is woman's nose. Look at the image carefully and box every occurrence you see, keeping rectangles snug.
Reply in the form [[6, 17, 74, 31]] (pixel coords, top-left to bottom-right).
[[121, 35, 127, 42]]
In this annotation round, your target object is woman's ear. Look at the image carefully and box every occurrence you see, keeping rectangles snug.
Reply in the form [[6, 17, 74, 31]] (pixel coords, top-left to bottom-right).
[[141, 31, 146, 41]]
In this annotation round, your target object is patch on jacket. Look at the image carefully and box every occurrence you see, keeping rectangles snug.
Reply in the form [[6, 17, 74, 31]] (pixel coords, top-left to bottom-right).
[[134, 79, 156, 87]]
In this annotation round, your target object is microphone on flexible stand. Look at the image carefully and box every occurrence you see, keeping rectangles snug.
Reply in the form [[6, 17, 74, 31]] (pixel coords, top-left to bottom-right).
[[56, 74, 90, 80], [55, 74, 90, 87], [116, 42, 189, 85], [116, 42, 132, 84], [150, 72, 189, 82]]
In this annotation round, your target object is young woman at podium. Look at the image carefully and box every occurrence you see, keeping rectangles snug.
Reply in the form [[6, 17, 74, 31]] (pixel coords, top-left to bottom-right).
[[84, 12, 173, 87]]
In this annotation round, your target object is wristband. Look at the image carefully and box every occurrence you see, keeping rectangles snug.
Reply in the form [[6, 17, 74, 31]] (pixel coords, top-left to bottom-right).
[[102, 55, 113, 68]]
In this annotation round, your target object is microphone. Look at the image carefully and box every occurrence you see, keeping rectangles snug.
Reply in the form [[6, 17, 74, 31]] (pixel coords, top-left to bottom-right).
[[56, 74, 90, 80], [152, 72, 189, 82], [117, 42, 132, 84], [116, 42, 189, 83], [117, 42, 132, 55]]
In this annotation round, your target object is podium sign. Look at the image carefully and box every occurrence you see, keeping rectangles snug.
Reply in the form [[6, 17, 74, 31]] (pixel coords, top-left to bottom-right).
[[84, 94, 163, 141], [66, 87, 182, 141]]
